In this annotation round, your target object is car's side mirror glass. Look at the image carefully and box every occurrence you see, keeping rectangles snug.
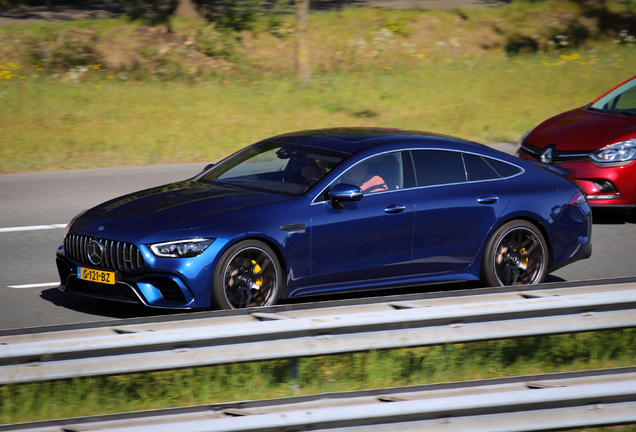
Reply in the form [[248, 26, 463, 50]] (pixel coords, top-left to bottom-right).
[[329, 183, 363, 206]]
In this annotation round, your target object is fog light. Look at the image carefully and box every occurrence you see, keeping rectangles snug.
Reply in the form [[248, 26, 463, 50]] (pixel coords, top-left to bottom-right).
[[591, 180, 617, 193]]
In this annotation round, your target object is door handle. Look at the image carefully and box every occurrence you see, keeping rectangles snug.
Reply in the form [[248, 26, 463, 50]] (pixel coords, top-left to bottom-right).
[[385, 204, 406, 213], [478, 195, 499, 204]]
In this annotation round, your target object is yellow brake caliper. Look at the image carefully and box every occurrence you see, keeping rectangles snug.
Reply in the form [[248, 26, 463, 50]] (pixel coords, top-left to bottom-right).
[[252, 260, 263, 297]]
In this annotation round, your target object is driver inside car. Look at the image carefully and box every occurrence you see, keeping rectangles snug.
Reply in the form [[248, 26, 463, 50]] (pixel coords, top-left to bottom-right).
[[300, 158, 327, 186]]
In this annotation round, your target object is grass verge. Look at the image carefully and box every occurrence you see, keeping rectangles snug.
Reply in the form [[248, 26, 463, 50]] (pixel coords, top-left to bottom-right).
[[1, 48, 635, 174], [1, 329, 636, 425]]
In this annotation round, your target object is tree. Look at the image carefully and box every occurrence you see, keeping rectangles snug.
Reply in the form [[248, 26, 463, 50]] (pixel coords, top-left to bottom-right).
[[295, 0, 311, 84], [174, 0, 202, 19]]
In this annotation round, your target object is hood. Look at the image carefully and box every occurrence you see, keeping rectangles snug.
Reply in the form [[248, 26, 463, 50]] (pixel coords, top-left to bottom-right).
[[73, 180, 295, 232], [527, 108, 636, 151]]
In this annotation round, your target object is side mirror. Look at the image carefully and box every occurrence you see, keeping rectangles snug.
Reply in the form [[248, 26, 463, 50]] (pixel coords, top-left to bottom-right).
[[329, 183, 363, 206]]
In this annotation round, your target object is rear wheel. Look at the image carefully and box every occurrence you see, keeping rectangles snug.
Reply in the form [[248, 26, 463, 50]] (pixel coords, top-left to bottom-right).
[[482, 220, 548, 286], [212, 240, 283, 309]]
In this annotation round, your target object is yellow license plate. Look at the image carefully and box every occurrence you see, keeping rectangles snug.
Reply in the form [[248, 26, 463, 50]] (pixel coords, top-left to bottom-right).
[[78, 267, 116, 285]]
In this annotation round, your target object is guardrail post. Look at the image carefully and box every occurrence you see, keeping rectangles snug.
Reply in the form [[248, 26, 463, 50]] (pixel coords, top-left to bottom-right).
[[288, 358, 300, 393]]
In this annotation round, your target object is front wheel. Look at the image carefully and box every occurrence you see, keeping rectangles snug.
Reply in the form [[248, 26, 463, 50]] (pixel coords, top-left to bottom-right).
[[482, 220, 548, 286], [212, 240, 284, 309]]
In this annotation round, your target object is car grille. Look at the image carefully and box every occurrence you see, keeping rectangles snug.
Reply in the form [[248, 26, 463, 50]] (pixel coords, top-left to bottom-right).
[[66, 234, 144, 271], [520, 141, 590, 163]]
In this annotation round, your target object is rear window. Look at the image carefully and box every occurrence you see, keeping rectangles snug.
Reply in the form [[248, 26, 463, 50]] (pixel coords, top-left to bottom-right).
[[463, 153, 500, 181], [485, 158, 522, 178]]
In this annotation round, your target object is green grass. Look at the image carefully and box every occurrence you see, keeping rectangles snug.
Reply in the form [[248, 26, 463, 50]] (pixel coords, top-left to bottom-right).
[[1, 49, 635, 173], [1, 329, 635, 425]]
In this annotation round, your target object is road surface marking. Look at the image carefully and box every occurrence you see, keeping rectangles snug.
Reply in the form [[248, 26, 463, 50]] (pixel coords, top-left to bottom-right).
[[0, 224, 66, 233], [8, 282, 60, 289]]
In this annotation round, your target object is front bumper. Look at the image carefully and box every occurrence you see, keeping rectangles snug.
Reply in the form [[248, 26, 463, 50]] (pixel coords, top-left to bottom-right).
[[517, 151, 636, 208], [56, 244, 197, 309]]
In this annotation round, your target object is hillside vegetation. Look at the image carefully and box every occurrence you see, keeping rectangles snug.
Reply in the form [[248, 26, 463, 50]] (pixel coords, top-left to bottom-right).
[[0, 0, 635, 173]]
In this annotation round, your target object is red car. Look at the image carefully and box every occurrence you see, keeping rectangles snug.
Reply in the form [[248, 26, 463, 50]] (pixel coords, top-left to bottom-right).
[[516, 75, 636, 210]]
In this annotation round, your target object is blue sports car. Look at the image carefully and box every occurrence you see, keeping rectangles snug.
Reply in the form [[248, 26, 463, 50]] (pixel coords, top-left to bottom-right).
[[56, 128, 592, 310]]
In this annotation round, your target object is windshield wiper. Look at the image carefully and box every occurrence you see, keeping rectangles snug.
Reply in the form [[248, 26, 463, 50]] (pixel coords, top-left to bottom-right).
[[617, 110, 636, 117]]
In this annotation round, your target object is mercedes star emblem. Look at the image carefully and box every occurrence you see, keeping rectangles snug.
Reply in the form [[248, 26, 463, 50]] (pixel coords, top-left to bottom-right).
[[87, 240, 104, 265]]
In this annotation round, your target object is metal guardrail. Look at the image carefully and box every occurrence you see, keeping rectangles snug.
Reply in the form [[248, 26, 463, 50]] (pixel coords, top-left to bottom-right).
[[1, 282, 636, 385], [5, 276, 635, 338], [2, 367, 636, 431]]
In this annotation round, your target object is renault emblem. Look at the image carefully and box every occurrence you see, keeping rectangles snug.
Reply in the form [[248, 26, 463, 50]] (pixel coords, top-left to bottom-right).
[[540, 147, 553, 163], [87, 240, 104, 265]]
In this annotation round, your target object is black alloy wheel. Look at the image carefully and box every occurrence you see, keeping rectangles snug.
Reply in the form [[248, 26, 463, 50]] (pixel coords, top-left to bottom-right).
[[212, 240, 283, 309], [482, 220, 548, 286]]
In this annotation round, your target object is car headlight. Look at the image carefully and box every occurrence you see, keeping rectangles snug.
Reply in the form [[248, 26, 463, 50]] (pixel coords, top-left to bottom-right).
[[590, 139, 636, 163], [150, 238, 215, 258]]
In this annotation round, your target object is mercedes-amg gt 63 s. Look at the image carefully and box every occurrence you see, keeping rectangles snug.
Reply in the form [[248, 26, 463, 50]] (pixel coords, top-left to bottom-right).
[[57, 128, 592, 310]]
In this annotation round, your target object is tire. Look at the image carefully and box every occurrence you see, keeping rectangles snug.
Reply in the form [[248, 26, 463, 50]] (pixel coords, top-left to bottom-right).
[[212, 240, 284, 309], [482, 220, 548, 287]]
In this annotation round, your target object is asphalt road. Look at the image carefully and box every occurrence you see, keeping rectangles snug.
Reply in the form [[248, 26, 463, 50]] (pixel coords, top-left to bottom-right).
[[1, 151, 635, 331]]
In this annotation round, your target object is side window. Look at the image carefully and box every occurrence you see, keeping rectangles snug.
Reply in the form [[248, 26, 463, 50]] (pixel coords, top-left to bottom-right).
[[334, 152, 404, 194], [411, 150, 466, 187], [486, 158, 522, 178], [463, 153, 501, 181]]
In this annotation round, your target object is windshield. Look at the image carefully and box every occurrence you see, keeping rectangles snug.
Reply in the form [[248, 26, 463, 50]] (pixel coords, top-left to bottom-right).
[[196, 141, 346, 196], [589, 77, 636, 115]]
